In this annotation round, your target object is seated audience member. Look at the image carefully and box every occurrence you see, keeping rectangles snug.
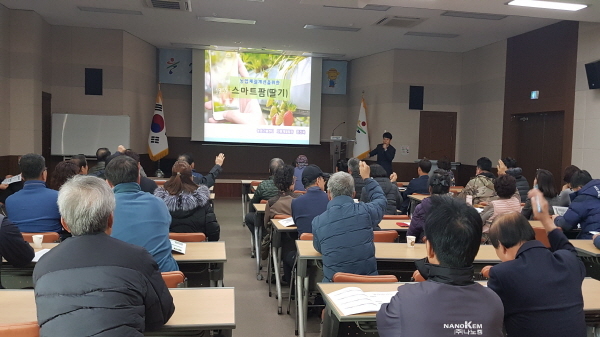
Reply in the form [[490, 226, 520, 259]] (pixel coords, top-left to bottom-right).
[[335, 158, 348, 173], [49, 161, 79, 190], [5, 153, 63, 234], [522, 169, 566, 219], [284, 165, 330, 283], [436, 157, 455, 186], [347, 157, 365, 200], [88, 147, 111, 176], [377, 196, 504, 337], [264, 165, 301, 228], [554, 170, 600, 238], [486, 193, 586, 337], [458, 157, 497, 205], [123, 150, 159, 194], [499, 157, 529, 202], [558, 165, 580, 206], [0, 214, 34, 288], [360, 164, 402, 215], [480, 174, 521, 242], [407, 169, 452, 242], [70, 154, 88, 175], [292, 165, 329, 235], [178, 153, 225, 188], [154, 161, 220, 241], [245, 158, 284, 234], [399, 158, 432, 214], [312, 162, 387, 282], [293, 155, 308, 191], [33, 175, 174, 336], [369, 132, 396, 176], [105, 156, 178, 272]]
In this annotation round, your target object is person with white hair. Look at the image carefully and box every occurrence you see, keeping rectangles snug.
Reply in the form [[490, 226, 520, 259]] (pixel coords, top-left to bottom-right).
[[311, 161, 387, 282], [33, 175, 175, 337]]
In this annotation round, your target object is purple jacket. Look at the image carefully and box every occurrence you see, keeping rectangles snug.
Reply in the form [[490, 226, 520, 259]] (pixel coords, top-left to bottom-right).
[[407, 197, 432, 242]]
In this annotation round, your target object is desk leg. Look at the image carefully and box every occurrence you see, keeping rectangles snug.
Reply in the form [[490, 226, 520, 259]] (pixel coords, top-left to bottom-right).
[[296, 258, 308, 337], [322, 306, 340, 337], [273, 245, 283, 314], [241, 183, 245, 224], [255, 225, 263, 280], [209, 263, 224, 287]]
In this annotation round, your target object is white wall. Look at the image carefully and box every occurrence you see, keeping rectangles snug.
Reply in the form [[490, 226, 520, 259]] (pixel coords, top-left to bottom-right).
[[573, 22, 600, 178], [458, 41, 507, 165]]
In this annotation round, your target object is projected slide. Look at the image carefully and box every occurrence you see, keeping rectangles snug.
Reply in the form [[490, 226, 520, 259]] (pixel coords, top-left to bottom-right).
[[204, 51, 312, 144]]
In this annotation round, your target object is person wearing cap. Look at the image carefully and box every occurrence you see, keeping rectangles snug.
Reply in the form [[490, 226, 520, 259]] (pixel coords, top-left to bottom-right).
[[282, 165, 330, 283], [293, 155, 308, 191], [368, 132, 396, 176]]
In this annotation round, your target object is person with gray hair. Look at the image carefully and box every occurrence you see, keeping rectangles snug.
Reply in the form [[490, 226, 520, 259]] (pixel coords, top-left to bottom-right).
[[245, 157, 285, 235], [32, 175, 175, 336], [106, 156, 179, 272], [347, 157, 366, 200], [312, 161, 387, 282]]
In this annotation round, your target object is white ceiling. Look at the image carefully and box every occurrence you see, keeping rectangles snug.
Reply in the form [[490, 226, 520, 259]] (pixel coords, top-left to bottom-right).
[[0, 0, 597, 60]]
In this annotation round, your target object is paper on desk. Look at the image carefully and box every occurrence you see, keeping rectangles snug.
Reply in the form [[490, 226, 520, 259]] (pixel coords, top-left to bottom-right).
[[32, 249, 50, 262], [328, 287, 382, 316], [365, 292, 397, 305], [475, 208, 484, 214], [278, 217, 295, 227]]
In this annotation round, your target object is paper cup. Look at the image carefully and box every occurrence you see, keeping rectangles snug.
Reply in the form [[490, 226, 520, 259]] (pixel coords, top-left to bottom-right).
[[32, 235, 44, 249], [406, 235, 416, 247]]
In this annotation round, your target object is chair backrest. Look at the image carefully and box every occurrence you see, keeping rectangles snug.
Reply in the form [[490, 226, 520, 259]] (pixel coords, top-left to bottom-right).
[[293, 190, 306, 194], [411, 270, 426, 282], [161, 271, 186, 288], [332, 272, 398, 283], [273, 214, 291, 219], [373, 230, 398, 243], [259, 199, 268, 204], [299, 233, 313, 241], [21, 232, 59, 243], [382, 215, 410, 220], [155, 180, 167, 187], [168, 232, 206, 242], [250, 181, 261, 192], [533, 227, 551, 248], [0, 322, 39, 337]]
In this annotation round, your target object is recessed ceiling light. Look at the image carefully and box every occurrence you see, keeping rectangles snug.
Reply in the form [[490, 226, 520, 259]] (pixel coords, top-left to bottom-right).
[[323, 4, 391, 11], [304, 25, 360, 32], [507, 0, 587, 11], [78, 6, 143, 15], [441, 11, 508, 20], [405, 31, 459, 38], [198, 16, 256, 25]]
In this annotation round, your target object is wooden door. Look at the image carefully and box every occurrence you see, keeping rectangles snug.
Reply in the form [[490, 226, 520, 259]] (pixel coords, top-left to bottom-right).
[[513, 111, 564, 191], [418, 111, 457, 161]]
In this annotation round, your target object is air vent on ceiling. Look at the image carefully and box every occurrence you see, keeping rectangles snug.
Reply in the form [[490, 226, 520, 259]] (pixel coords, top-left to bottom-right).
[[324, 4, 391, 11], [441, 11, 507, 20], [374, 16, 425, 28], [144, 0, 191, 12], [405, 31, 459, 38]]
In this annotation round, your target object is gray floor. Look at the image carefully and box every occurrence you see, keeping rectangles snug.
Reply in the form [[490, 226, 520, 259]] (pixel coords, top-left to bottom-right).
[[215, 198, 321, 337]]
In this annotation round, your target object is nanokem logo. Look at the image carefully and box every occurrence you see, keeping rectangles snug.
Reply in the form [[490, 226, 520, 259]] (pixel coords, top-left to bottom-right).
[[443, 321, 483, 335]]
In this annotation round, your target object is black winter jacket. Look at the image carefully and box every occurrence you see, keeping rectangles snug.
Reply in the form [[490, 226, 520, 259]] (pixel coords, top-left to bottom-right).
[[506, 167, 529, 202], [33, 233, 175, 337], [360, 177, 402, 215], [154, 185, 220, 241]]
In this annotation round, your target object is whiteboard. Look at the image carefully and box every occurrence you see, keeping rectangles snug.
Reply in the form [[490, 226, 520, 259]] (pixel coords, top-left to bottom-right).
[[51, 114, 130, 156]]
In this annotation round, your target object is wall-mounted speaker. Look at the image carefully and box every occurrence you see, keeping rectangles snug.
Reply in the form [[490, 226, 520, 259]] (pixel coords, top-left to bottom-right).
[[585, 60, 600, 90], [409, 85, 424, 110]]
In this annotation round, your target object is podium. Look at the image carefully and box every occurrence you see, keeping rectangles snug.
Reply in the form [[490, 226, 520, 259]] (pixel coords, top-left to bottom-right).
[[329, 137, 355, 173]]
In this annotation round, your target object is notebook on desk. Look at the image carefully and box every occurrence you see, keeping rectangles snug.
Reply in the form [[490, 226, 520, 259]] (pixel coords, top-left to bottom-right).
[[553, 206, 568, 216]]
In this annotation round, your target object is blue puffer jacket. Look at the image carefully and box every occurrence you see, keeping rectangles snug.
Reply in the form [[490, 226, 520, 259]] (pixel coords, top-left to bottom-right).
[[555, 179, 600, 239], [312, 178, 387, 282]]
